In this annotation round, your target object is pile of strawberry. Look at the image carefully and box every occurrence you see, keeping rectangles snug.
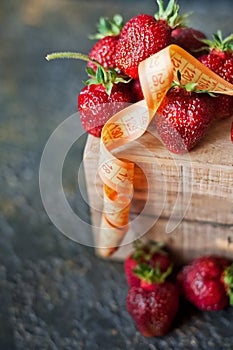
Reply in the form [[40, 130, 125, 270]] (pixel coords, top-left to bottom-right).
[[46, 0, 233, 152], [76, 0, 233, 152], [124, 240, 233, 337]]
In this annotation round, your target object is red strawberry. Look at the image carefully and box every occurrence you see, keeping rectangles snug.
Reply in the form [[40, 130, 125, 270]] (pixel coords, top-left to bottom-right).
[[88, 36, 120, 72], [115, 0, 186, 79], [124, 240, 172, 288], [127, 281, 179, 337], [177, 256, 233, 311], [130, 79, 144, 102], [155, 71, 215, 154], [124, 252, 141, 288], [78, 82, 132, 137], [199, 31, 233, 119], [88, 15, 124, 72], [172, 27, 208, 57], [231, 121, 233, 142], [46, 52, 132, 137], [115, 14, 171, 79]]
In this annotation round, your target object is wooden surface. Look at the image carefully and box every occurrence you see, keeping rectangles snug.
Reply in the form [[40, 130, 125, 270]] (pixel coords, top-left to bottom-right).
[[84, 116, 233, 262]]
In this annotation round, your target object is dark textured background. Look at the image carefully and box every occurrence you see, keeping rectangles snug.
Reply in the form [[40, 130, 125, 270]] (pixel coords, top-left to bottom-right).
[[0, 0, 233, 349]]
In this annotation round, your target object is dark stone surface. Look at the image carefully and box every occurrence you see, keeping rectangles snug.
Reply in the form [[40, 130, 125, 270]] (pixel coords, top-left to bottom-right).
[[0, 0, 233, 349]]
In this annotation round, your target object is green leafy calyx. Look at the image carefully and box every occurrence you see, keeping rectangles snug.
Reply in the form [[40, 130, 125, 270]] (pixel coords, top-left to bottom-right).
[[201, 30, 233, 52], [171, 70, 216, 96], [133, 262, 173, 284], [89, 14, 124, 40], [132, 240, 166, 262], [154, 0, 190, 29], [224, 263, 233, 306]]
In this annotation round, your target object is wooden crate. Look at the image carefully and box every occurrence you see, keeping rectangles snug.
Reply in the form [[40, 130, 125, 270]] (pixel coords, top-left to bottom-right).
[[83, 118, 233, 263]]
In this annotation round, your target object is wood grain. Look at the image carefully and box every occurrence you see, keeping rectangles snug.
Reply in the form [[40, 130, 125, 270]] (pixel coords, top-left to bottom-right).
[[83, 117, 233, 262]]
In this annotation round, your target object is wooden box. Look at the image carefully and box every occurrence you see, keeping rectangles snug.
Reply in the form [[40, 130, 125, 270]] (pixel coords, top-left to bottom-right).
[[83, 118, 233, 263]]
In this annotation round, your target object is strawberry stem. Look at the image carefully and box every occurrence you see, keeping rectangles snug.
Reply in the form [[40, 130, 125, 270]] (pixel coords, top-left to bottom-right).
[[46, 52, 101, 67], [46, 51, 131, 96]]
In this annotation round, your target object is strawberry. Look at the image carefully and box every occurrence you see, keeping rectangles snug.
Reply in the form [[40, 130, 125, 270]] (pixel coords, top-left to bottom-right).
[[88, 36, 120, 72], [199, 31, 233, 119], [115, 14, 171, 79], [79, 56, 132, 138], [231, 121, 233, 142], [155, 71, 215, 154], [46, 52, 132, 137], [130, 79, 144, 102], [115, 0, 186, 79], [171, 27, 208, 58], [177, 256, 233, 311], [87, 15, 124, 72], [78, 83, 132, 137], [126, 244, 178, 337], [126, 281, 179, 337], [124, 240, 172, 288], [78, 61, 132, 137]]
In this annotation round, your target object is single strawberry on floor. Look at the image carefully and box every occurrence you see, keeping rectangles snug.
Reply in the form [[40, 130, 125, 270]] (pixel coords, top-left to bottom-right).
[[177, 255, 233, 311], [198, 31, 233, 119], [126, 262, 179, 337], [155, 71, 215, 154], [124, 240, 172, 288]]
